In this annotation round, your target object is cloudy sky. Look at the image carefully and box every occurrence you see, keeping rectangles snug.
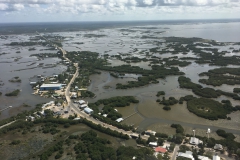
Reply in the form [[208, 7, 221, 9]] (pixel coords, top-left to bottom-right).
[[0, 0, 240, 22]]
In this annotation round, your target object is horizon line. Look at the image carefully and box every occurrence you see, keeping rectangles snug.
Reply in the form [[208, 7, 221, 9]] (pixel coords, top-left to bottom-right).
[[1, 18, 240, 24]]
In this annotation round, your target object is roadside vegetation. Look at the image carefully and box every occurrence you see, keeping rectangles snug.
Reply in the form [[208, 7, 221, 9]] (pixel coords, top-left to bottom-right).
[[89, 96, 139, 131]]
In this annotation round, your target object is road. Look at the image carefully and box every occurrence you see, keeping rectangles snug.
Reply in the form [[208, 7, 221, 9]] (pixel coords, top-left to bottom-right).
[[55, 45, 147, 140], [171, 145, 179, 160], [0, 121, 16, 129]]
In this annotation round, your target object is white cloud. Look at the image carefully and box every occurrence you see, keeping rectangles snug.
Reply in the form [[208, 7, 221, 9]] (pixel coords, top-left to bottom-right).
[[29, 4, 39, 7], [13, 4, 24, 10], [0, 0, 240, 22], [143, 0, 153, 5], [0, 3, 8, 10]]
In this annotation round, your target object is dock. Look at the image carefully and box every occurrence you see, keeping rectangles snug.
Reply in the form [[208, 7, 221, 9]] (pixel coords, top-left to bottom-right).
[[0, 106, 12, 112], [123, 111, 138, 121]]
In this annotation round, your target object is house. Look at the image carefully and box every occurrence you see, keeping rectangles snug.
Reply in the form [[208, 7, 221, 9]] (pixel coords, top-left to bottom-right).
[[40, 84, 62, 91], [214, 144, 223, 150], [145, 130, 156, 136], [149, 142, 158, 147], [155, 146, 167, 153], [212, 155, 220, 160], [84, 107, 93, 114], [78, 100, 86, 105], [116, 118, 124, 123], [177, 151, 194, 160], [30, 82, 37, 85], [190, 137, 203, 145], [198, 155, 210, 160], [79, 104, 88, 109]]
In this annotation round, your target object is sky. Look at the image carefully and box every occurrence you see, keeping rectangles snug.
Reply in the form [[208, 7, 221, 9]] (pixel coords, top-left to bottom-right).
[[0, 0, 240, 23]]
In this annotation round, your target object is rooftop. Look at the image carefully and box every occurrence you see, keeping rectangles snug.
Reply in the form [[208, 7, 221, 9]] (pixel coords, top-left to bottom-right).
[[178, 152, 194, 160], [116, 118, 124, 122], [190, 137, 202, 145], [155, 146, 167, 153], [40, 84, 62, 88]]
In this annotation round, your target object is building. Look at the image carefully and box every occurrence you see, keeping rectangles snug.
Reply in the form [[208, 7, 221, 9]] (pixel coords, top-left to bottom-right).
[[30, 82, 37, 85], [40, 84, 62, 91], [214, 144, 223, 150], [154, 146, 167, 153], [190, 137, 203, 145], [212, 155, 220, 160], [78, 100, 86, 105], [84, 107, 93, 114], [145, 130, 156, 136], [177, 151, 194, 160], [198, 155, 210, 160], [79, 104, 88, 109], [149, 142, 158, 147], [116, 118, 124, 123]]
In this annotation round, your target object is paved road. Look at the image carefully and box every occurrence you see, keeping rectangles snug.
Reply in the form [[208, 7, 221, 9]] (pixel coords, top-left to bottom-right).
[[0, 121, 16, 129], [55, 45, 147, 139], [171, 145, 179, 160]]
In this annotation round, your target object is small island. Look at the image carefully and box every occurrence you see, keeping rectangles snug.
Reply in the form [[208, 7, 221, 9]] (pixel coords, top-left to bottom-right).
[[5, 89, 20, 96]]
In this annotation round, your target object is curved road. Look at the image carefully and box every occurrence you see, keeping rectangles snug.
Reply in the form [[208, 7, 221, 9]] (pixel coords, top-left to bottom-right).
[[57, 46, 146, 139]]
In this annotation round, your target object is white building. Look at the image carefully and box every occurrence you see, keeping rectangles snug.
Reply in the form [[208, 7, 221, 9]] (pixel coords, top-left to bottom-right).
[[214, 144, 223, 150], [213, 155, 220, 160], [198, 155, 210, 160], [78, 100, 86, 105], [177, 151, 194, 160], [145, 130, 156, 136], [79, 104, 88, 109], [149, 142, 158, 147], [190, 137, 203, 145], [116, 118, 124, 123], [84, 107, 93, 114]]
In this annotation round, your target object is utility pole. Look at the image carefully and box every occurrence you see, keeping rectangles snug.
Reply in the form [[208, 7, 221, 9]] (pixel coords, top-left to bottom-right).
[[207, 128, 210, 139], [193, 129, 195, 137]]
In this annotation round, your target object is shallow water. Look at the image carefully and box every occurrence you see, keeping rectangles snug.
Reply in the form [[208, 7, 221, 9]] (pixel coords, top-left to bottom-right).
[[1, 21, 240, 133]]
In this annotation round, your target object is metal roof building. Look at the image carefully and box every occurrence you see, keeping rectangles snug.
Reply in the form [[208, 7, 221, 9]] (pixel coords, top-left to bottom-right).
[[79, 104, 88, 109], [84, 107, 93, 114], [40, 84, 62, 91], [190, 137, 203, 145], [116, 118, 124, 123]]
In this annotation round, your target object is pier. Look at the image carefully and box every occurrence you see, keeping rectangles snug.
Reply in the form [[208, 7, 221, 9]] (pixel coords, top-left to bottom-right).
[[0, 106, 12, 112], [123, 111, 138, 121]]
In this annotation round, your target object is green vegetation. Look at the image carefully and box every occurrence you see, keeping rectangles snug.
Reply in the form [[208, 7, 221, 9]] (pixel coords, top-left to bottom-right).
[[199, 68, 240, 86], [155, 133, 168, 138], [178, 76, 240, 100], [81, 119, 130, 139], [5, 89, 20, 96], [159, 97, 178, 106], [80, 90, 95, 98], [7, 41, 48, 46], [156, 91, 165, 97], [10, 140, 21, 145], [179, 95, 196, 104], [65, 50, 184, 89], [171, 124, 184, 134], [30, 53, 59, 58], [216, 129, 236, 140], [9, 76, 21, 83], [165, 59, 191, 67], [89, 96, 139, 130], [187, 98, 233, 120], [233, 88, 240, 93], [84, 34, 106, 38]]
